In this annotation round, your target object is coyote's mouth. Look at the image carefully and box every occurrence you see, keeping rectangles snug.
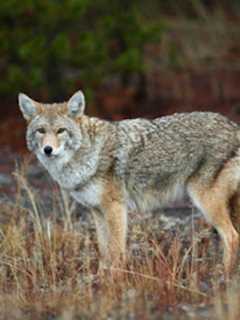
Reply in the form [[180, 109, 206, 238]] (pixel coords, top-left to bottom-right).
[[45, 152, 60, 159]]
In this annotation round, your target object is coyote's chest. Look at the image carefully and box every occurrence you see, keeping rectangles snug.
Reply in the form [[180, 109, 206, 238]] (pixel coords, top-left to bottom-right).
[[70, 181, 103, 208], [39, 153, 99, 190], [46, 163, 86, 189], [40, 157, 103, 208], [50, 165, 103, 208]]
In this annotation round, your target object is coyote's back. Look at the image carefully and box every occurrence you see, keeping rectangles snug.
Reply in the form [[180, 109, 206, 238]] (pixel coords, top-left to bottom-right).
[[18, 90, 240, 276], [115, 112, 240, 210]]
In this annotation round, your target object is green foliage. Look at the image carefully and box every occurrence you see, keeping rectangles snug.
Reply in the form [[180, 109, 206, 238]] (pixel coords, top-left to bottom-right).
[[1, 0, 237, 100], [0, 0, 164, 99]]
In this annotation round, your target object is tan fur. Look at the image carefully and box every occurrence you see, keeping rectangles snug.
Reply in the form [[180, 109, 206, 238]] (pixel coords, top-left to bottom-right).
[[101, 181, 127, 265], [188, 156, 240, 274], [42, 133, 59, 150], [230, 192, 240, 234]]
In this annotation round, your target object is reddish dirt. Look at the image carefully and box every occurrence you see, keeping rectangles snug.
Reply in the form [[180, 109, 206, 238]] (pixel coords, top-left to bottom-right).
[[0, 105, 28, 153]]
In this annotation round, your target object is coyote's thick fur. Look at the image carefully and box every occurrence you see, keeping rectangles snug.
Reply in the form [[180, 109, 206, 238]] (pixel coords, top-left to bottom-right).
[[19, 90, 240, 274]]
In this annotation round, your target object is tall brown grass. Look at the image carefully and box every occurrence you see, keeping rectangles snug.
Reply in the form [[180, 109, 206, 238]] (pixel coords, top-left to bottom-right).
[[0, 161, 239, 319]]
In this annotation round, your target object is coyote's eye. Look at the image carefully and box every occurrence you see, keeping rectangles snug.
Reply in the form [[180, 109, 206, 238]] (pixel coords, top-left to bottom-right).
[[36, 128, 45, 134], [57, 128, 66, 134]]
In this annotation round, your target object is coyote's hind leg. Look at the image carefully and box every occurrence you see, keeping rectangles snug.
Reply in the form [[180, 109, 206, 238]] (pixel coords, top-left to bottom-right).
[[188, 179, 239, 275], [229, 191, 240, 234]]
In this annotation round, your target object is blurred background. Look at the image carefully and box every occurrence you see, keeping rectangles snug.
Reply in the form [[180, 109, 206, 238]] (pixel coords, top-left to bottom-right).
[[1, 0, 240, 152]]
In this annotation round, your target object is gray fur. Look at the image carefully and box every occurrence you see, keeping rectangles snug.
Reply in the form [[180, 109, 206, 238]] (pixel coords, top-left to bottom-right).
[[19, 92, 240, 271], [24, 109, 240, 210], [18, 93, 37, 120], [67, 90, 85, 117]]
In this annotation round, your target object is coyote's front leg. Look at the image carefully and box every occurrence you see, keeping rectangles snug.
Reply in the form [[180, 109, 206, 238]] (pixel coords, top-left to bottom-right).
[[92, 183, 127, 269]]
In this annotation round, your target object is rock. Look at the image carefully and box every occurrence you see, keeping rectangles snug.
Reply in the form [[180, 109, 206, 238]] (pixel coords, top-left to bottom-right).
[[0, 173, 12, 186]]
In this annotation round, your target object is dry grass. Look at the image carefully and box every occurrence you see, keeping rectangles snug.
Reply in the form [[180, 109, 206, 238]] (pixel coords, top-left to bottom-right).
[[0, 162, 240, 319]]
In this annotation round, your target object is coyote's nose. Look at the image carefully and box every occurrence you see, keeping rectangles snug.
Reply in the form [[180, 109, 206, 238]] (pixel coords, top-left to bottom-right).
[[44, 145, 53, 156]]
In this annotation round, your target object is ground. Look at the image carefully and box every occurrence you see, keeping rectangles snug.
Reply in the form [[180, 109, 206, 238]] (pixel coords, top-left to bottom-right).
[[0, 147, 240, 319]]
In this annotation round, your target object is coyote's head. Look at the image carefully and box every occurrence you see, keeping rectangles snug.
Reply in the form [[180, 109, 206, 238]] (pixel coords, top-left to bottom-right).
[[18, 91, 85, 164]]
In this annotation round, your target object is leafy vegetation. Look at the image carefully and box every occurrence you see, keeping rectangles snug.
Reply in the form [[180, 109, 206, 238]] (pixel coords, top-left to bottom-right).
[[0, 0, 164, 100]]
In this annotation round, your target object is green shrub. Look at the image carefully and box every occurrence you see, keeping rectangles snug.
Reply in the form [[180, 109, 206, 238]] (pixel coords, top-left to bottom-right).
[[0, 0, 164, 100], [0, 0, 238, 100]]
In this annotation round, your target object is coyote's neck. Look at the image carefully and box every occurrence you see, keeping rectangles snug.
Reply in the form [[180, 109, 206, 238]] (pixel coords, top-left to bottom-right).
[[39, 146, 100, 190]]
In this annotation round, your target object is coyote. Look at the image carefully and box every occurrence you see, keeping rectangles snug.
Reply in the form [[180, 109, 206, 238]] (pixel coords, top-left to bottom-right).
[[18, 90, 240, 274]]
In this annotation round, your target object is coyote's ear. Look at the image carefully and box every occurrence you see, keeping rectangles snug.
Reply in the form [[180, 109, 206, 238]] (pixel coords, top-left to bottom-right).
[[67, 91, 85, 118], [18, 93, 38, 121]]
